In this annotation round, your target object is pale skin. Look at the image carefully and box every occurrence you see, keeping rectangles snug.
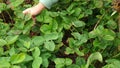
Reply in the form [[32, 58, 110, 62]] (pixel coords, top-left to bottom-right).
[[23, 3, 45, 16]]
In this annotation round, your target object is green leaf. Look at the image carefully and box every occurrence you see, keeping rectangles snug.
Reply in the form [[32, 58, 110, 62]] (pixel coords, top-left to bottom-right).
[[103, 29, 116, 41], [72, 20, 85, 27], [37, 10, 52, 23], [44, 41, 55, 51], [0, 57, 10, 68], [23, 20, 34, 34], [73, 8, 82, 16], [86, 52, 103, 68], [14, 10, 24, 19], [0, 39, 7, 46], [75, 34, 88, 46], [24, 14, 31, 21], [85, 9, 93, 15], [0, 23, 9, 35], [62, 16, 71, 24], [103, 59, 120, 68], [71, 32, 81, 40], [67, 64, 80, 68], [0, 1, 119, 68], [115, 38, 120, 46], [75, 48, 84, 56], [76, 57, 86, 66], [103, 35, 114, 41], [89, 30, 97, 38], [67, 3, 76, 12], [44, 32, 58, 41], [14, 20, 25, 30], [65, 58, 72, 65], [54, 58, 65, 68], [62, 16, 72, 29], [65, 47, 75, 55], [68, 38, 75, 48], [23, 41, 30, 49], [41, 53, 51, 68], [93, 39, 101, 47], [11, 65, 21, 68], [95, 25, 104, 35], [78, 13, 84, 19], [49, 12, 59, 17], [94, 0, 103, 8], [0, 3, 7, 12], [9, 0, 24, 8], [32, 47, 40, 58], [6, 35, 19, 45], [54, 58, 72, 68], [0, 62, 10, 68], [9, 47, 15, 56], [36, 10, 46, 22], [32, 36, 45, 46], [10, 53, 26, 64], [32, 57, 42, 68], [43, 14, 53, 23], [107, 20, 117, 29], [117, 33, 120, 39], [0, 47, 3, 56], [19, 39, 31, 49], [7, 29, 22, 35], [63, 22, 72, 29], [24, 54, 33, 62], [18, 35, 31, 47], [40, 24, 51, 34], [50, 20, 58, 31]]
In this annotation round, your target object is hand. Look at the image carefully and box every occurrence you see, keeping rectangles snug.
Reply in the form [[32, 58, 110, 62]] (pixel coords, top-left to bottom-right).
[[23, 3, 45, 16]]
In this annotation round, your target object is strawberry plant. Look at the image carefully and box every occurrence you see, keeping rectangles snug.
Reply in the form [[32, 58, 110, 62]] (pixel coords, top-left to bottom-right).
[[0, 0, 120, 68]]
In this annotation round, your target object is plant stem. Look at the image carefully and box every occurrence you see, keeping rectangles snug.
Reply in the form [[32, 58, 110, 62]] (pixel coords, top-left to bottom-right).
[[1, 13, 6, 22], [6, 10, 13, 23], [94, 13, 105, 30], [112, 52, 120, 58]]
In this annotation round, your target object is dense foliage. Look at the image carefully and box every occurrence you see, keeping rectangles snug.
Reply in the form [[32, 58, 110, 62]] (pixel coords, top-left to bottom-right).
[[0, 0, 120, 68]]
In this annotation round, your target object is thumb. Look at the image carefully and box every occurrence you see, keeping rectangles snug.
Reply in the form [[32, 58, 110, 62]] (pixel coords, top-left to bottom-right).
[[23, 8, 31, 14]]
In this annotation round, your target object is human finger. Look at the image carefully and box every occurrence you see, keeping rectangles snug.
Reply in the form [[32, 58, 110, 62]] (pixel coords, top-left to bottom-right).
[[23, 8, 31, 14]]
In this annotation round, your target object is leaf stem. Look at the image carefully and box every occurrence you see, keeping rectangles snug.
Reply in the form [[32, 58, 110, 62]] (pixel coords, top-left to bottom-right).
[[94, 13, 105, 30], [112, 52, 120, 58]]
